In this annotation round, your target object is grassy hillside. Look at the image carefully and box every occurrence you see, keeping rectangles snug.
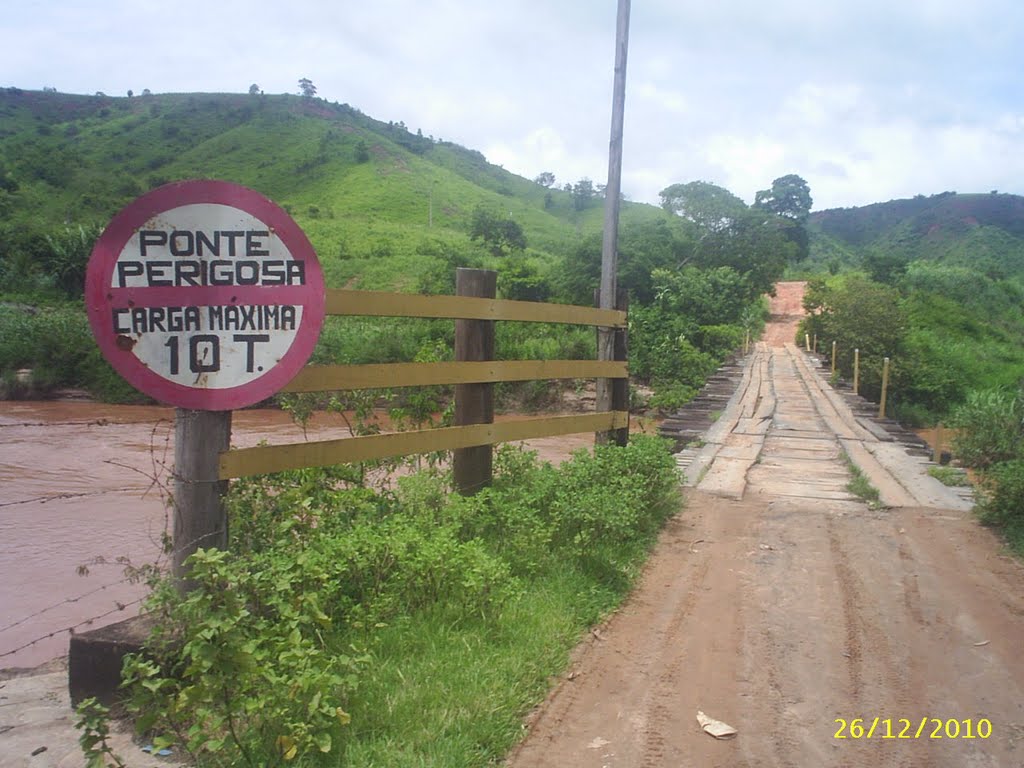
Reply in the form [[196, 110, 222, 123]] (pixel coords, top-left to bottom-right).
[[5, 88, 741, 406], [804, 191, 1024, 276], [0, 88, 674, 296]]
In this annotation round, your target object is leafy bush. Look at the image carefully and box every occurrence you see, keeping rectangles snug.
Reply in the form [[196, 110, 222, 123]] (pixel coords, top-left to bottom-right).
[[976, 460, 1024, 553], [112, 436, 681, 766], [950, 388, 1024, 470], [0, 304, 143, 401]]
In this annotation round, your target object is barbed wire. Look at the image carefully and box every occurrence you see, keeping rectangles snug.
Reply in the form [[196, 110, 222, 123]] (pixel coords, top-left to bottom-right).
[[0, 524, 230, 661], [0, 575, 134, 635], [0, 597, 147, 661], [0, 418, 168, 429], [0, 488, 131, 509]]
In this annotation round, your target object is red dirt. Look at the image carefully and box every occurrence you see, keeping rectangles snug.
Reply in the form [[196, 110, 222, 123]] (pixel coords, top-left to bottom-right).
[[762, 280, 807, 347]]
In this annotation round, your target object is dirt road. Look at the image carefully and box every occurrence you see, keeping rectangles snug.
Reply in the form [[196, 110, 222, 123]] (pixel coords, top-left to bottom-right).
[[509, 283, 1024, 767]]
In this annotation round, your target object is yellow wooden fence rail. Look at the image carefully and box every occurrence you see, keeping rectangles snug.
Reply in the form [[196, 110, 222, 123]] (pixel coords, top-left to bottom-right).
[[221, 412, 629, 479], [284, 360, 627, 392], [324, 289, 627, 326], [218, 286, 630, 482]]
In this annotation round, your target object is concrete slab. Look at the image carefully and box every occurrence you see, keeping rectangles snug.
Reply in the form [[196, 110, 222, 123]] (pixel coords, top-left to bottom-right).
[[868, 443, 975, 512], [0, 667, 181, 768]]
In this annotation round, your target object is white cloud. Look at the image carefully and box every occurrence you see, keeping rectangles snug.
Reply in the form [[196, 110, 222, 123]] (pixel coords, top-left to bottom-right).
[[2, 0, 1024, 211]]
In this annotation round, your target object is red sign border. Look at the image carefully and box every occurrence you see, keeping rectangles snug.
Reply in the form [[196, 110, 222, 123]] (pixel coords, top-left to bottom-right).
[[85, 180, 325, 411]]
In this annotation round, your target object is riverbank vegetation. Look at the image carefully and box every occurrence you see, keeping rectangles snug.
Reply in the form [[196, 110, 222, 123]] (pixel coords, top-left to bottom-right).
[[85, 437, 679, 766]]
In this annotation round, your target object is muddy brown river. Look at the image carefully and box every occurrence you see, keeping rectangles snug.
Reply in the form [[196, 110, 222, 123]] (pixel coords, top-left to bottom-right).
[[0, 401, 368, 670]]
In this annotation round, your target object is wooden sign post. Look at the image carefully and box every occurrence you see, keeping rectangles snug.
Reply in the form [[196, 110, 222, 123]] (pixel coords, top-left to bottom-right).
[[85, 181, 325, 586]]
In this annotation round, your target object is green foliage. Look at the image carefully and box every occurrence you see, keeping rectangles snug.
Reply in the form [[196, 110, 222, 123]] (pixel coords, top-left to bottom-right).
[[123, 547, 364, 766], [694, 209, 795, 296], [556, 219, 689, 305], [659, 180, 746, 232], [843, 452, 882, 508], [496, 254, 550, 301], [805, 191, 1024, 278], [75, 698, 127, 768], [43, 222, 103, 297], [975, 460, 1024, 554], [948, 387, 1024, 552], [754, 174, 813, 222], [800, 274, 906, 401], [468, 205, 526, 257], [0, 304, 143, 401], [114, 436, 681, 766], [571, 178, 596, 211], [927, 465, 970, 487], [950, 388, 1024, 470]]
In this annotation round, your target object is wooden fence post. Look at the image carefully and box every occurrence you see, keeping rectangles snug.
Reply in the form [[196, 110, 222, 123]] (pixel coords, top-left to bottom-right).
[[596, 289, 629, 446], [453, 268, 496, 495], [853, 348, 860, 395], [878, 357, 891, 418], [933, 423, 944, 464], [831, 341, 837, 375], [173, 408, 232, 589], [805, 333, 811, 352]]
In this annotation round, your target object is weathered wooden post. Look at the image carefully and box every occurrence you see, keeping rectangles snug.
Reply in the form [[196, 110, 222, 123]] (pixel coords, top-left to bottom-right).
[[878, 357, 891, 418], [173, 409, 232, 585], [805, 333, 811, 352], [853, 348, 860, 395], [454, 268, 496, 495], [933, 423, 944, 464], [744, 329, 751, 355], [813, 333, 818, 353], [831, 341, 837, 375]]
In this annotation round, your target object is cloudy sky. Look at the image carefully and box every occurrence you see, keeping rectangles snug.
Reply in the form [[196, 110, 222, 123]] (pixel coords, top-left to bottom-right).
[[4, 0, 1023, 211]]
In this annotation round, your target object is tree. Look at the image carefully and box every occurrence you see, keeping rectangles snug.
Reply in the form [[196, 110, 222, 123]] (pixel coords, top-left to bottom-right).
[[469, 206, 526, 257], [571, 178, 595, 211], [127, 89, 133, 98], [557, 220, 689, 305], [800, 275, 905, 399], [754, 174, 813, 261], [534, 171, 556, 188], [298, 78, 317, 98], [754, 174, 812, 221], [659, 181, 746, 232], [694, 209, 794, 298], [248, 83, 260, 95]]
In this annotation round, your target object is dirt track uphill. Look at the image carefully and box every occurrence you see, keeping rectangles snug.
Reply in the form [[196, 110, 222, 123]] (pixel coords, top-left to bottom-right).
[[507, 284, 1024, 768]]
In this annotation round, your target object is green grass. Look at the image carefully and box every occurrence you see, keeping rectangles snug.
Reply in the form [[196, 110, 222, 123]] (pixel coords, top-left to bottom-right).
[[842, 451, 883, 507], [341, 569, 613, 765], [927, 465, 971, 487]]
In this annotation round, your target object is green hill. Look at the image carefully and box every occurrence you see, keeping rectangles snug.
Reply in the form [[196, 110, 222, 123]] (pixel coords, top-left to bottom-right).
[[805, 191, 1024, 277], [0, 87, 674, 296]]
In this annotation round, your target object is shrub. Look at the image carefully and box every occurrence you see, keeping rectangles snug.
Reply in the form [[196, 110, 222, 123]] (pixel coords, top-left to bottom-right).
[[950, 388, 1024, 470], [976, 460, 1024, 553]]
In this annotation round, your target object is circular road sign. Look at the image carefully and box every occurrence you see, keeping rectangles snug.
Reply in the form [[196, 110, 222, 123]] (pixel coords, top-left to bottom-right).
[[85, 180, 325, 410]]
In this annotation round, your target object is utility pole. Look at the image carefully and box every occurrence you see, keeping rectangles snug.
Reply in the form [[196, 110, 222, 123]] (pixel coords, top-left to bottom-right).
[[596, 0, 631, 444]]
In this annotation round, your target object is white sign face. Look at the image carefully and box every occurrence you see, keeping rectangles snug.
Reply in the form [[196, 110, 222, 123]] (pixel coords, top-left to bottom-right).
[[111, 204, 304, 389], [86, 181, 325, 410]]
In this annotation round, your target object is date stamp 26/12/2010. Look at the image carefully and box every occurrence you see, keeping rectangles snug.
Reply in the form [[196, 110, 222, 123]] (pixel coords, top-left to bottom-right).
[[834, 718, 992, 740]]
